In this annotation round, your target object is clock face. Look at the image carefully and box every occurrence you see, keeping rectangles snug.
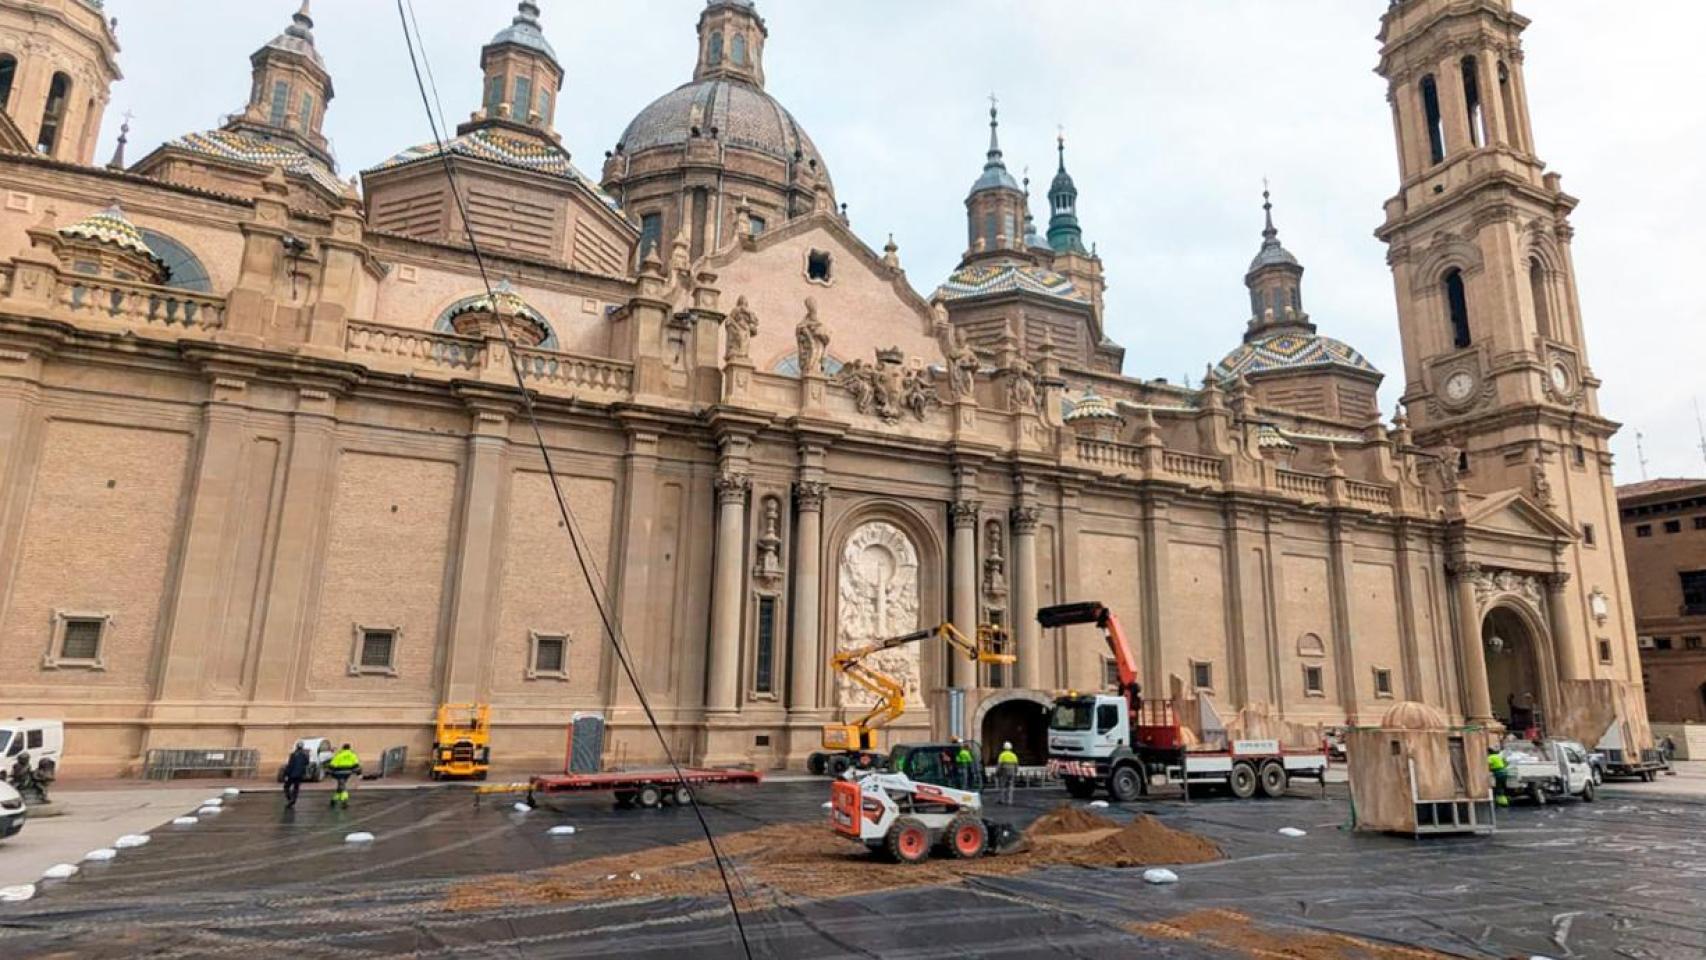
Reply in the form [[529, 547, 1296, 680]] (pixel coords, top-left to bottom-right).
[[1550, 362, 1572, 394], [1443, 370, 1475, 403]]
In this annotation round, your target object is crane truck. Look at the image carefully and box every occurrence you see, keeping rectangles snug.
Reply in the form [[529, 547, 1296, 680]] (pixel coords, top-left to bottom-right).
[[807, 622, 1015, 777], [1040, 601, 1328, 802]]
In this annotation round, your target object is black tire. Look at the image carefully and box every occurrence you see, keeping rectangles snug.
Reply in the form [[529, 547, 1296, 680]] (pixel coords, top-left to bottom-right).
[[886, 816, 932, 865], [1528, 782, 1546, 806], [475, 770, 488, 781], [806, 753, 826, 776], [1230, 762, 1259, 800], [637, 785, 663, 809], [673, 784, 693, 806], [827, 754, 852, 778], [429, 769, 441, 782], [1581, 780, 1596, 803], [1064, 777, 1097, 800], [1642, 770, 1656, 783], [613, 790, 636, 809], [944, 814, 988, 860], [1109, 765, 1143, 803], [1258, 761, 1288, 799]]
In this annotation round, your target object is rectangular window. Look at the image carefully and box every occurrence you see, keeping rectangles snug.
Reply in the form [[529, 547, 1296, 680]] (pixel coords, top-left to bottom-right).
[[1695, 517, 1706, 531], [484, 74, 504, 114], [1374, 668, 1394, 698], [1654, 637, 1674, 651], [1682, 571, 1706, 615], [270, 79, 290, 126], [638, 213, 663, 260], [748, 215, 766, 237], [299, 93, 314, 133], [1597, 638, 1613, 665], [349, 625, 399, 676], [61, 619, 103, 660], [1420, 74, 1446, 164], [1636, 524, 1653, 538], [513, 76, 533, 118], [1191, 661, 1213, 692], [1573, 445, 1586, 467], [1687, 636, 1703, 651], [536, 89, 551, 123], [754, 597, 777, 694], [1102, 657, 1120, 692], [1303, 665, 1325, 697], [1665, 520, 1683, 534], [25, 729, 43, 750], [1582, 523, 1596, 546], [534, 635, 565, 674]]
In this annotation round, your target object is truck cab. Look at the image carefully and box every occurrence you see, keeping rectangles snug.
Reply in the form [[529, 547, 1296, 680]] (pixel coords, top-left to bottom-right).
[[0, 719, 64, 780], [1049, 695, 1129, 759], [1499, 738, 1597, 804]]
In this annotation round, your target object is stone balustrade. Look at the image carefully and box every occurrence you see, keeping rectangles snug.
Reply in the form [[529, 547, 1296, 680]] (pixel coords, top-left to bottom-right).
[[1346, 479, 1396, 510], [1163, 451, 1222, 483], [57, 275, 226, 331], [344, 320, 634, 401], [1277, 469, 1331, 501], [513, 347, 634, 398], [345, 321, 483, 371], [1076, 437, 1144, 471]]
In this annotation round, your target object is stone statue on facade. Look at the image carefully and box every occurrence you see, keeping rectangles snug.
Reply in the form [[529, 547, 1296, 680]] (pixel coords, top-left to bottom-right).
[[753, 496, 784, 584], [1006, 354, 1040, 413], [835, 347, 941, 423], [933, 303, 980, 400], [1530, 452, 1556, 508], [796, 297, 830, 375], [725, 295, 757, 362]]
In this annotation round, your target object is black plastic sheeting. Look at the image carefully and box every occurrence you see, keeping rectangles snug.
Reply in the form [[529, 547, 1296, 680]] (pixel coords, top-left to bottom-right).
[[2, 781, 1703, 959]]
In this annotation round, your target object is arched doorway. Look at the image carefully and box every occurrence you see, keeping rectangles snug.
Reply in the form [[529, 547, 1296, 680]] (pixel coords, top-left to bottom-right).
[[978, 695, 1051, 765], [1483, 606, 1543, 737]]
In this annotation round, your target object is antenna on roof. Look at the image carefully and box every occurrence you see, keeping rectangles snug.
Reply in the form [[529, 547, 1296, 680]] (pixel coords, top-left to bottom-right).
[[1636, 430, 1651, 481]]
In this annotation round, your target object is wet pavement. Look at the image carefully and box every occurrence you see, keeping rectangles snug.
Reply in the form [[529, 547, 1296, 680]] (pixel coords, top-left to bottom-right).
[[1, 780, 1703, 958]]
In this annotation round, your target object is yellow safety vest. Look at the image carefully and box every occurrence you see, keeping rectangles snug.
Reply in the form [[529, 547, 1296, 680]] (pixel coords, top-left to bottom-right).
[[997, 750, 1019, 766]]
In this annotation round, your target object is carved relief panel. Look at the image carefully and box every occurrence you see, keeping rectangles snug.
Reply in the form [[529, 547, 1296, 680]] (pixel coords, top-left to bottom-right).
[[836, 521, 921, 707]]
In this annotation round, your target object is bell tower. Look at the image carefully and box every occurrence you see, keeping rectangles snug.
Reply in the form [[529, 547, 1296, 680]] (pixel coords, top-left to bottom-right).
[[1375, 1, 1641, 699]]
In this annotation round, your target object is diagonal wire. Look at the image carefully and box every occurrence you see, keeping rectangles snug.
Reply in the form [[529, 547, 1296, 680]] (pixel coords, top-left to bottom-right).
[[392, 4, 755, 956]]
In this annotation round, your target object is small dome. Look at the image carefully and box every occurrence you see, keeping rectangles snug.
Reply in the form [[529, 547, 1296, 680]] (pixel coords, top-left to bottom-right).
[[265, 3, 325, 70], [59, 204, 158, 261], [937, 263, 1090, 306], [617, 79, 831, 190], [1381, 701, 1449, 731], [1255, 424, 1297, 451], [490, 2, 558, 62], [1064, 389, 1122, 424], [1248, 238, 1300, 273], [1216, 331, 1379, 380]]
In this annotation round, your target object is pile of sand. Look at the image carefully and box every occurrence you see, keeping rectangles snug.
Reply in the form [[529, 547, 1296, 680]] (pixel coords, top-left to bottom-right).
[[1131, 909, 1458, 960], [448, 803, 1222, 911]]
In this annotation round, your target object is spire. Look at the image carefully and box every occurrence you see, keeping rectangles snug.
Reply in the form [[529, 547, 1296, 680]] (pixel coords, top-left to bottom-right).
[[106, 113, 131, 171], [1244, 181, 1310, 338], [289, 0, 314, 40], [968, 96, 1021, 196], [1262, 181, 1278, 241], [1047, 130, 1087, 255]]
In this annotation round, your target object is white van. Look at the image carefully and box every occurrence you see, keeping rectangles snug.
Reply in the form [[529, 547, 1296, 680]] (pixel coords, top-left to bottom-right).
[[0, 781, 24, 838], [0, 720, 64, 779]]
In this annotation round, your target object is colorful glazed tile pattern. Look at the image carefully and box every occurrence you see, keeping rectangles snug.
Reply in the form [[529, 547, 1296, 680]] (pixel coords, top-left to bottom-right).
[[170, 130, 345, 195], [936, 263, 1089, 304], [1216, 332, 1378, 379], [372, 129, 620, 212], [58, 204, 161, 263]]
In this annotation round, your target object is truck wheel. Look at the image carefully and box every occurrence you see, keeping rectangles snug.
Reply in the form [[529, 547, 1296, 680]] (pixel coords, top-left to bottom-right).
[[1065, 777, 1097, 800], [806, 753, 826, 776], [1642, 769, 1656, 783], [1258, 762, 1288, 799], [613, 790, 636, 809], [827, 754, 852, 778], [637, 785, 663, 809], [944, 815, 987, 860], [1581, 780, 1596, 803], [1109, 765, 1143, 803], [886, 817, 932, 865], [1528, 782, 1546, 806], [1230, 762, 1259, 800], [672, 785, 693, 806]]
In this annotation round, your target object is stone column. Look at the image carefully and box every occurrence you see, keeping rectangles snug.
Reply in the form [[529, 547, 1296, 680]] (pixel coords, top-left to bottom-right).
[[1450, 561, 1494, 723], [609, 427, 662, 713], [155, 375, 253, 703], [706, 468, 751, 715], [950, 500, 981, 690], [789, 480, 828, 714], [441, 403, 512, 704], [1545, 572, 1585, 683], [1011, 500, 1042, 690]]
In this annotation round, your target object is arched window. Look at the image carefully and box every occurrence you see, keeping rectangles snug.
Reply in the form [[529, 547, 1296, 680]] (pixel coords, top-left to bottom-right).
[[1529, 258, 1553, 341], [37, 72, 72, 156], [1420, 74, 1445, 165], [731, 33, 748, 66], [140, 230, 213, 293], [1444, 268, 1471, 348], [708, 30, 723, 64], [1498, 62, 1520, 149], [1461, 56, 1486, 148], [0, 55, 17, 112]]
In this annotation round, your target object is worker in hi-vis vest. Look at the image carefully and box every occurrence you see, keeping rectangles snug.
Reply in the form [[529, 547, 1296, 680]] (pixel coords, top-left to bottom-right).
[[327, 744, 362, 808], [995, 742, 1020, 805], [1487, 746, 1509, 808]]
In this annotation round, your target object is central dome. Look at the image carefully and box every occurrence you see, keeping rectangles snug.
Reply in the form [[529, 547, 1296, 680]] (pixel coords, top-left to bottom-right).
[[617, 78, 832, 191]]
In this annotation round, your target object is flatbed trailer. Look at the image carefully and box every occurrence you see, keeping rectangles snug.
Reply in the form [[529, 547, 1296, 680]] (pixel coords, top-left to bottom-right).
[[527, 768, 763, 808]]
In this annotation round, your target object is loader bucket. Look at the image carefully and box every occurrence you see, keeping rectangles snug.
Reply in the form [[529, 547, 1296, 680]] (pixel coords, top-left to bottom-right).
[[983, 819, 1028, 856]]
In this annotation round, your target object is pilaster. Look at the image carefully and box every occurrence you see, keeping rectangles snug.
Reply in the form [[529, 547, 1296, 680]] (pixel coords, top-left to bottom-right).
[[441, 398, 515, 704], [1011, 476, 1041, 690]]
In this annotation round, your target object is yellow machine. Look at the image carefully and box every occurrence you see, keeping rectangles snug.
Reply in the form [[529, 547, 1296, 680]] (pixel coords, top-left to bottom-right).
[[431, 703, 491, 780], [808, 623, 1015, 776]]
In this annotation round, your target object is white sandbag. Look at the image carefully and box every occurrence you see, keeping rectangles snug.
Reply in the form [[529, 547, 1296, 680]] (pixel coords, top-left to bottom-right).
[[196, 806, 222, 816], [83, 848, 118, 862], [821, 801, 833, 809], [115, 834, 151, 848], [344, 832, 375, 843], [0, 884, 36, 902], [513, 802, 532, 813], [547, 825, 577, 836], [41, 863, 79, 880], [201, 797, 224, 807], [1142, 868, 1179, 885], [1278, 827, 1307, 838], [172, 816, 198, 825], [223, 788, 241, 796], [1088, 800, 1110, 809]]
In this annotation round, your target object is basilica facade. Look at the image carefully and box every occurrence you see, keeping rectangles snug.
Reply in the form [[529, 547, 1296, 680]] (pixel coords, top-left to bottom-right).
[[0, 0, 1649, 775]]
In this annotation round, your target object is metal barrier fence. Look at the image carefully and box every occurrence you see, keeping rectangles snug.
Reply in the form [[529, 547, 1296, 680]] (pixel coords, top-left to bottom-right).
[[143, 747, 259, 781], [377, 746, 409, 778]]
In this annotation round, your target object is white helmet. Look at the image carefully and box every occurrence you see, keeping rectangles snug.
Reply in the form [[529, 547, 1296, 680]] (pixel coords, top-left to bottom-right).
[[1002, 741, 1013, 750]]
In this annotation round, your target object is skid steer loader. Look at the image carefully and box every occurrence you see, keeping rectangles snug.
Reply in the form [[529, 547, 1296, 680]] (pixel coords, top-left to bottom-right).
[[830, 769, 1024, 864]]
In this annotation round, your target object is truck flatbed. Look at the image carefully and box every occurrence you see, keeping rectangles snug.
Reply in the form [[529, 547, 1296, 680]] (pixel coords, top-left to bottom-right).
[[528, 768, 763, 808]]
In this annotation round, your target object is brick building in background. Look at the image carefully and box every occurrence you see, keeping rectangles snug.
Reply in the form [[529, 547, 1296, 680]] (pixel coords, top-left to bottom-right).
[[1618, 479, 1706, 753]]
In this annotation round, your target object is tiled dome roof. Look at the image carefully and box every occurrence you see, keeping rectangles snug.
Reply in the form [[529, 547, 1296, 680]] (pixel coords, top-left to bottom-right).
[[372, 128, 620, 212], [936, 263, 1090, 305], [1216, 331, 1379, 379], [58, 204, 159, 262], [617, 79, 831, 189], [489, 2, 557, 62], [1064, 389, 1123, 424], [167, 129, 344, 194]]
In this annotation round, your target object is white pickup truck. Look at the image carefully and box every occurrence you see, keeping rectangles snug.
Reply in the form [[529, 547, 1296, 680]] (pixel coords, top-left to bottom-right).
[[1500, 738, 1597, 805]]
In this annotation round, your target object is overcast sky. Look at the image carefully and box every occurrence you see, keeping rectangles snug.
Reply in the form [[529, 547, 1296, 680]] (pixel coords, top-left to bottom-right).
[[94, 1, 1706, 483]]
